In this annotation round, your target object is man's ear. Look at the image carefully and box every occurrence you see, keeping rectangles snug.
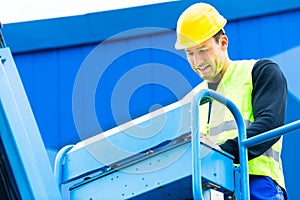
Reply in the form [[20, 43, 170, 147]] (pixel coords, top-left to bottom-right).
[[220, 35, 228, 50]]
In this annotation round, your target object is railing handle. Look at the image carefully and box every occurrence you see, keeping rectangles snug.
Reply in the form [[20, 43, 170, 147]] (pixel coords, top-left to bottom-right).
[[54, 145, 74, 193], [191, 89, 248, 200], [238, 120, 300, 200]]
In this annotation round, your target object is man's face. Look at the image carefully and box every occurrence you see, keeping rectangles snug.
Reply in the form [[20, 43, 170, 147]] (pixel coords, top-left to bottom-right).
[[185, 35, 228, 83]]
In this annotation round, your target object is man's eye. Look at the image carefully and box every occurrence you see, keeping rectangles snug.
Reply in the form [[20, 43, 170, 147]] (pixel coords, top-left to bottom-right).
[[187, 52, 194, 56], [198, 49, 207, 53]]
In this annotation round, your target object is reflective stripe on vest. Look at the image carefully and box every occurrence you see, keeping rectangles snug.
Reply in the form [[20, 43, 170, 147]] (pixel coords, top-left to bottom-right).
[[193, 59, 285, 189], [209, 120, 252, 136]]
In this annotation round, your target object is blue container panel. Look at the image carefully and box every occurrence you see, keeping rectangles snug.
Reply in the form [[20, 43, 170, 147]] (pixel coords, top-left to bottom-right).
[[14, 32, 200, 147]]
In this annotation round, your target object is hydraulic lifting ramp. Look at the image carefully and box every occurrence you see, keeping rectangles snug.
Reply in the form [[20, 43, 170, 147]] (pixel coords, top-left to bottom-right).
[[56, 89, 300, 200]]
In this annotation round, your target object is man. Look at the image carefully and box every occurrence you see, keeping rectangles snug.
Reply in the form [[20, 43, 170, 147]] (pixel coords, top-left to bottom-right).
[[176, 3, 288, 200]]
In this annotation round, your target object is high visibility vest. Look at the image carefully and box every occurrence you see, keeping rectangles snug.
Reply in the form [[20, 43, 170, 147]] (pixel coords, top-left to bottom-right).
[[186, 60, 285, 188]]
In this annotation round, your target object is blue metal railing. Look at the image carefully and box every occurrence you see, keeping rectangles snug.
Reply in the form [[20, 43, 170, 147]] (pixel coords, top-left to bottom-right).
[[238, 119, 300, 200], [192, 89, 247, 200], [191, 89, 300, 200], [54, 144, 74, 192]]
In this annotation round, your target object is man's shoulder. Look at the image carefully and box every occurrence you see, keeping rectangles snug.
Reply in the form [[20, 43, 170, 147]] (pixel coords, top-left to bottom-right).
[[252, 58, 286, 85], [252, 58, 280, 75]]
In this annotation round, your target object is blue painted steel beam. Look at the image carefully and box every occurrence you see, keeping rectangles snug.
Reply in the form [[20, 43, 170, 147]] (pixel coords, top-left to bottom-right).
[[0, 47, 62, 199]]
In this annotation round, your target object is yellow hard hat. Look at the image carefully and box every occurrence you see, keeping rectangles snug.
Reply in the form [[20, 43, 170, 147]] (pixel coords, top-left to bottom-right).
[[175, 3, 227, 50]]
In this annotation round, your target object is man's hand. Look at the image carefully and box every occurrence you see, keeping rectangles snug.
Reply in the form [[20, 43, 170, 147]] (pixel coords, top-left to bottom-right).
[[200, 134, 221, 150]]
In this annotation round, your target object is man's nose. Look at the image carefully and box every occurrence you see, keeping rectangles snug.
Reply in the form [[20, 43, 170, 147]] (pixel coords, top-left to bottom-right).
[[192, 54, 203, 66]]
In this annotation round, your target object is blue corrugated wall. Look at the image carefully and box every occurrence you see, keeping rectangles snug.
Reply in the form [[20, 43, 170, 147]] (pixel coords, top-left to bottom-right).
[[3, 1, 300, 199]]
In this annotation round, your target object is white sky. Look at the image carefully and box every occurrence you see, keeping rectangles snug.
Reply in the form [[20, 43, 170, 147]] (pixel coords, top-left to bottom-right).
[[1, 0, 174, 24]]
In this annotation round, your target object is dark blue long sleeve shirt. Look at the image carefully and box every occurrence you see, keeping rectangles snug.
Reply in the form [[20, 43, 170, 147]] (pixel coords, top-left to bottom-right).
[[217, 59, 288, 164]]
